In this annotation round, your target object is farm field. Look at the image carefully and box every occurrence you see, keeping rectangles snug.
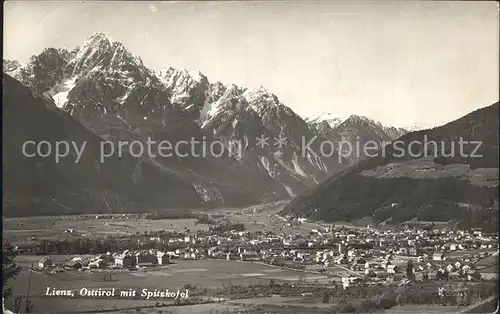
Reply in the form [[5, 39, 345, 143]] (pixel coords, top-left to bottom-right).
[[5, 258, 333, 313], [210, 200, 321, 235], [3, 216, 210, 244], [119, 302, 331, 314], [3, 201, 292, 243], [446, 249, 498, 259], [475, 250, 499, 267], [226, 295, 334, 308], [384, 304, 464, 314], [123, 303, 244, 314], [3, 200, 331, 246], [360, 157, 499, 187]]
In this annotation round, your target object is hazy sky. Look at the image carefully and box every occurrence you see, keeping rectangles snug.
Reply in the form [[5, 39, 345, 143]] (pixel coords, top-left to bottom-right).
[[4, 1, 499, 127]]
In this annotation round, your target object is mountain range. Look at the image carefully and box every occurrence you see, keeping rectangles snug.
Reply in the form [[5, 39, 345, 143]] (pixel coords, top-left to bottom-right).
[[5, 32, 488, 221], [282, 102, 499, 231], [3, 33, 413, 217]]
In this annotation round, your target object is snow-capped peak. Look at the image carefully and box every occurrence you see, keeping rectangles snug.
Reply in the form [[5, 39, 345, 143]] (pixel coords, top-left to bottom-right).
[[68, 33, 150, 78], [189, 70, 204, 82], [256, 85, 272, 93], [85, 32, 111, 45], [3, 59, 22, 73], [302, 112, 349, 128], [243, 85, 279, 104], [77, 32, 112, 57], [157, 67, 207, 84], [399, 123, 433, 132], [342, 114, 381, 126]]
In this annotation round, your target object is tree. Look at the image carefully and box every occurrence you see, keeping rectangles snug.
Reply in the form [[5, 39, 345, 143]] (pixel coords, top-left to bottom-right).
[[13, 296, 33, 313], [297, 272, 306, 284], [322, 291, 330, 303], [269, 279, 275, 288], [443, 269, 449, 280], [406, 259, 415, 281], [3, 242, 21, 300], [101, 273, 113, 282]]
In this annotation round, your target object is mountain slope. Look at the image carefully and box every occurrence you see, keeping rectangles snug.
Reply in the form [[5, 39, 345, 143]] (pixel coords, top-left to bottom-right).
[[2, 75, 203, 217], [282, 103, 499, 231], [200, 85, 347, 192]]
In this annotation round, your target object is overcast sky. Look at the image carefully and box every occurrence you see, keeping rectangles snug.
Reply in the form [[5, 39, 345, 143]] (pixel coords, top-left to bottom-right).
[[4, 1, 499, 127]]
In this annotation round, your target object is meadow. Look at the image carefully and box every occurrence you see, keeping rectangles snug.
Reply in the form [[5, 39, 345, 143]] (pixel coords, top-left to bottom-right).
[[3, 215, 209, 245], [5, 258, 332, 313]]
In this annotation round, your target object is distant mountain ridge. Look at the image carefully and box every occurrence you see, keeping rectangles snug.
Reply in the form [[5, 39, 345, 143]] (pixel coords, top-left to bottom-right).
[[302, 112, 349, 129], [282, 102, 499, 231], [303, 113, 409, 165], [302, 112, 431, 132]]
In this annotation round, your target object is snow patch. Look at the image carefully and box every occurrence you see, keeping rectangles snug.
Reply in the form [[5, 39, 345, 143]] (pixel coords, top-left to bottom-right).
[[200, 100, 215, 122], [399, 123, 434, 131], [189, 70, 203, 82], [46, 77, 77, 108], [200, 98, 225, 125], [282, 184, 295, 197], [171, 92, 190, 104], [116, 88, 132, 104], [192, 181, 224, 203], [199, 83, 213, 122], [184, 104, 197, 111], [291, 152, 308, 178], [259, 156, 276, 178]]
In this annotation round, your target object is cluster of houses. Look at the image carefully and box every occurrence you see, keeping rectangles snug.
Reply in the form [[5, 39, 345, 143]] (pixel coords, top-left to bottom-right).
[[37, 249, 173, 271], [36, 221, 498, 287]]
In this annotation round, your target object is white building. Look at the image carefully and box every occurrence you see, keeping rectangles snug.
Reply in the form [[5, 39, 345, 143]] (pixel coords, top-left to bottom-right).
[[432, 253, 444, 261]]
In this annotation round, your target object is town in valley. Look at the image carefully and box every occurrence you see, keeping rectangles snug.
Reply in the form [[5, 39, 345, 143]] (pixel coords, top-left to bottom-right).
[[4, 202, 499, 313]]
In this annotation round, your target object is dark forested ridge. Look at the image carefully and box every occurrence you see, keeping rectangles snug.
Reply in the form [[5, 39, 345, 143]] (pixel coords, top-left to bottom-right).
[[3, 75, 203, 217], [282, 102, 499, 230]]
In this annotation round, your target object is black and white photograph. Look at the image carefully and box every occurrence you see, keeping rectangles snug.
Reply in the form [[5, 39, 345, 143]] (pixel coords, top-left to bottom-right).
[[2, 1, 499, 313]]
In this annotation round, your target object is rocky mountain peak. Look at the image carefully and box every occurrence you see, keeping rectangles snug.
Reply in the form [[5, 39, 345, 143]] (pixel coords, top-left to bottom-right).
[[4, 48, 72, 96], [303, 112, 348, 129], [210, 81, 228, 103], [160, 67, 201, 86], [243, 86, 285, 116], [157, 67, 211, 119], [84, 32, 111, 47], [68, 33, 146, 76], [24, 47, 71, 70], [3, 59, 21, 73], [341, 114, 379, 127], [224, 84, 245, 97]]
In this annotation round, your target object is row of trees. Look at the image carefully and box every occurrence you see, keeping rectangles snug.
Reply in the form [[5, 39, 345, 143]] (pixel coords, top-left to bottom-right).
[[208, 223, 245, 233], [3, 241, 35, 313], [331, 281, 498, 313], [19, 235, 212, 255]]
